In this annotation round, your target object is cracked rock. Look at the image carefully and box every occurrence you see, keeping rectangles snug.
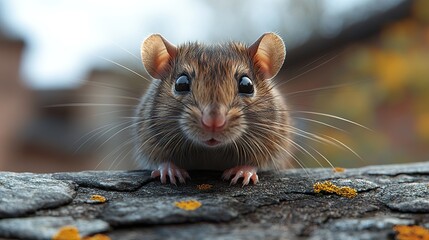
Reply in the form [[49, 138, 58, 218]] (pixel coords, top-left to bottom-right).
[[1, 161, 429, 240], [0, 172, 76, 218], [329, 178, 379, 192], [0, 216, 110, 240], [101, 195, 240, 226], [378, 183, 429, 212], [310, 217, 415, 240], [52, 170, 152, 191], [359, 162, 429, 176]]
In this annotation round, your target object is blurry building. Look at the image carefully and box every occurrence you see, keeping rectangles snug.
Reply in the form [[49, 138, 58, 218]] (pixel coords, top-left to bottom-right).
[[0, 0, 428, 172]]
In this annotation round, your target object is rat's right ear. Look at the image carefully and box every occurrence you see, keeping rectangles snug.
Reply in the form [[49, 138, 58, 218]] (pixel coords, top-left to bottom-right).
[[141, 34, 177, 79]]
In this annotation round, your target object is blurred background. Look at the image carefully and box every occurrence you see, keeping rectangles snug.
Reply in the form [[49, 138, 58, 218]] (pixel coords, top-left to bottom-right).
[[0, 0, 428, 172]]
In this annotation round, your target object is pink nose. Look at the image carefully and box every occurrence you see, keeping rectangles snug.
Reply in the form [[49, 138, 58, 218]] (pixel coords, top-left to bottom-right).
[[202, 109, 226, 132]]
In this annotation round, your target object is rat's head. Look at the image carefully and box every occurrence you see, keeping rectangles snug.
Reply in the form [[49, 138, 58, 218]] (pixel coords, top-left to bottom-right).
[[141, 33, 286, 148]]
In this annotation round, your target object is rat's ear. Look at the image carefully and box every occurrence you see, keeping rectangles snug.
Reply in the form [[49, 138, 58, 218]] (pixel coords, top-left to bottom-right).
[[248, 33, 286, 80], [141, 34, 177, 79]]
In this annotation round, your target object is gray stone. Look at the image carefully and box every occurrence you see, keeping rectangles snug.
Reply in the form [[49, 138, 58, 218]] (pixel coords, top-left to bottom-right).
[[377, 183, 429, 212], [0, 216, 110, 240], [359, 161, 429, 176], [0, 172, 76, 218], [329, 217, 414, 231], [52, 170, 152, 191], [102, 195, 240, 226], [329, 178, 379, 192], [109, 223, 292, 240], [310, 217, 415, 240], [1, 162, 429, 239]]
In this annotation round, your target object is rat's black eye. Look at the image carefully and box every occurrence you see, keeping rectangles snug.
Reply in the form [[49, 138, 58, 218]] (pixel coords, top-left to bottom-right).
[[238, 76, 254, 95], [175, 75, 191, 93]]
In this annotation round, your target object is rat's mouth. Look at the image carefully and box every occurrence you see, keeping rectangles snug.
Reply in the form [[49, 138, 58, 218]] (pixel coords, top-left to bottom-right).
[[203, 138, 221, 146]]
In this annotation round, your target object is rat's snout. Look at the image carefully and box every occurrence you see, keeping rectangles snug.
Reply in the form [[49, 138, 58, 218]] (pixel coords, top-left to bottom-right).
[[201, 105, 226, 132]]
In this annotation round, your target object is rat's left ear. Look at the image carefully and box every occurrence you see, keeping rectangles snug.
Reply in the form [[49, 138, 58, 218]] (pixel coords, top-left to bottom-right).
[[248, 33, 286, 80]]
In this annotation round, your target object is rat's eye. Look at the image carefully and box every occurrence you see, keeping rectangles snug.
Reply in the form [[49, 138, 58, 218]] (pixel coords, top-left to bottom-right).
[[175, 75, 191, 93], [238, 76, 254, 95]]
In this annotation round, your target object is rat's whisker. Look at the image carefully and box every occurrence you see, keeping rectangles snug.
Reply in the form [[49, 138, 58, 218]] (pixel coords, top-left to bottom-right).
[[96, 121, 142, 152], [89, 109, 136, 118], [45, 103, 136, 108], [98, 56, 150, 83], [240, 135, 260, 167], [290, 110, 373, 131], [307, 145, 335, 169], [248, 107, 370, 133], [286, 126, 362, 162], [284, 82, 357, 97], [323, 134, 364, 162], [79, 80, 146, 93], [250, 121, 351, 161], [95, 137, 135, 170], [247, 126, 309, 174], [74, 120, 134, 153], [109, 141, 136, 170], [291, 117, 348, 133], [111, 41, 141, 60], [286, 137, 325, 169], [281, 53, 340, 86], [74, 94, 141, 102], [293, 52, 336, 73]]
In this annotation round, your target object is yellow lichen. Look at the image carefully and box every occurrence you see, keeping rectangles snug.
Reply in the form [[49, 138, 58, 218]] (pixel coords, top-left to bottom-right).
[[196, 184, 213, 190], [313, 181, 357, 198], [394, 225, 429, 240], [52, 226, 111, 240], [89, 194, 107, 203], [174, 200, 202, 211], [333, 167, 345, 173], [52, 226, 80, 240]]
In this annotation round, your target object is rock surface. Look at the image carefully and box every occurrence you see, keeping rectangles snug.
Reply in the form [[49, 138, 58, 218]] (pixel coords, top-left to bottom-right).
[[0, 173, 76, 218], [0, 162, 429, 239]]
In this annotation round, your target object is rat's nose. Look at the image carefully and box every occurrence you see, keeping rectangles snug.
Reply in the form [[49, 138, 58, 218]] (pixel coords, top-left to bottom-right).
[[201, 105, 226, 132]]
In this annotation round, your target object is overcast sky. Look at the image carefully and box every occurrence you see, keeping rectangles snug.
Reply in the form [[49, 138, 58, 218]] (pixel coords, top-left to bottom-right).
[[0, 0, 401, 89]]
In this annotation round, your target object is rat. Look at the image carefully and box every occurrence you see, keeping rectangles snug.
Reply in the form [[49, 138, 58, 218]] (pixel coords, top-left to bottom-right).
[[134, 32, 290, 186]]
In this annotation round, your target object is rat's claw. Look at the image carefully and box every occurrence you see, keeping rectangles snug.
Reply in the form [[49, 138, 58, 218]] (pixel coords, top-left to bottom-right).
[[222, 166, 258, 186], [221, 168, 234, 180], [160, 167, 168, 184], [151, 163, 189, 185], [231, 170, 244, 185], [243, 171, 259, 185], [168, 168, 177, 185], [242, 171, 252, 186], [175, 169, 190, 184], [151, 170, 160, 178]]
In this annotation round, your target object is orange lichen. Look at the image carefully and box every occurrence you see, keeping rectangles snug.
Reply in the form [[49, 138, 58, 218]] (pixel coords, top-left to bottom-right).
[[196, 184, 213, 190], [333, 167, 345, 173], [52, 226, 80, 240], [313, 181, 357, 198], [52, 226, 111, 240], [393, 225, 429, 240], [89, 194, 107, 203], [174, 200, 202, 211], [82, 234, 111, 240]]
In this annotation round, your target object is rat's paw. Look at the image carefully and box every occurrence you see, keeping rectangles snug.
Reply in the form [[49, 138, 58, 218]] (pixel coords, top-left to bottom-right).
[[151, 163, 190, 185], [222, 166, 259, 186]]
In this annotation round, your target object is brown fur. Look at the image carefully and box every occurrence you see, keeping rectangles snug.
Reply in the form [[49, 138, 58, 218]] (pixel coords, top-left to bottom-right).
[[135, 33, 291, 170]]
